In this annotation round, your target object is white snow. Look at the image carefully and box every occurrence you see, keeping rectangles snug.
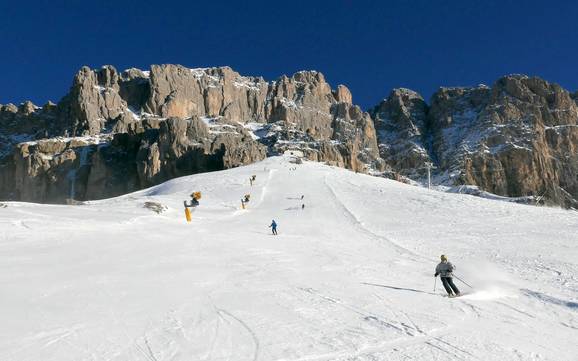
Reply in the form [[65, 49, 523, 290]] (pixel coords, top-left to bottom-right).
[[22, 134, 112, 147], [93, 85, 107, 94], [233, 78, 262, 92], [190, 68, 208, 78], [545, 124, 578, 131], [242, 122, 268, 140], [280, 97, 300, 109], [126, 107, 142, 121], [189, 68, 221, 84], [0, 157, 577, 360], [199, 116, 238, 135]]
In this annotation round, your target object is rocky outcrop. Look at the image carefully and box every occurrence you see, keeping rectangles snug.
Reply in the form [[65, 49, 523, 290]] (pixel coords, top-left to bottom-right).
[[129, 116, 267, 189], [0, 65, 384, 202], [443, 75, 578, 207], [8, 137, 103, 203], [145, 65, 268, 122], [56, 66, 132, 135], [371, 75, 578, 207], [141, 66, 382, 171], [3, 116, 266, 203], [0, 101, 55, 153], [0, 101, 57, 196], [260, 71, 383, 172], [2, 66, 577, 207], [0, 65, 381, 203], [370, 88, 431, 177]]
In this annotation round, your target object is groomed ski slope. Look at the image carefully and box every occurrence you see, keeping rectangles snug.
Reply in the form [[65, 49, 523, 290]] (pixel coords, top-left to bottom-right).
[[1, 156, 577, 361]]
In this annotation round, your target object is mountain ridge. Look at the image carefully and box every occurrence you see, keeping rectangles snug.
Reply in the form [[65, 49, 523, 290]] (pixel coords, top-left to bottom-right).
[[0, 65, 576, 207]]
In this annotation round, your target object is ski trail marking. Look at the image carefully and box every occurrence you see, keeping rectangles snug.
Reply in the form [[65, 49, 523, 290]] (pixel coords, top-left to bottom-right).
[[257, 169, 276, 206], [217, 308, 260, 361], [361, 288, 483, 360], [361, 282, 437, 296], [431, 336, 479, 359], [143, 337, 159, 361], [215, 310, 234, 361], [298, 287, 405, 333], [207, 308, 222, 360], [496, 301, 536, 319], [323, 175, 426, 262], [425, 341, 466, 361], [97, 285, 157, 361]]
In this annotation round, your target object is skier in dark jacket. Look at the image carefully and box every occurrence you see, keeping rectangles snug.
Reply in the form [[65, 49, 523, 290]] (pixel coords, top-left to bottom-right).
[[435, 255, 460, 297], [269, 220, 278, 235]]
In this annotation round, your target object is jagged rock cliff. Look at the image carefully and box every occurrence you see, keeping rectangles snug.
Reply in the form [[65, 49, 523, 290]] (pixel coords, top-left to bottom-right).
[[370, 88, 430, 177], [1, 66, 577, 206], [371, 75, 578, 208], [0, 65, 382, 203]]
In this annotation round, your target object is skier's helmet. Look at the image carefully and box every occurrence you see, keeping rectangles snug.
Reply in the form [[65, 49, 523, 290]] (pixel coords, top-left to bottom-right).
[[440, 254, 448, 261]]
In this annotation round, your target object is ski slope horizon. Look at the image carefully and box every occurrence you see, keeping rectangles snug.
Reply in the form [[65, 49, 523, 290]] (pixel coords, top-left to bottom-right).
[[1, 156, 577, 360]]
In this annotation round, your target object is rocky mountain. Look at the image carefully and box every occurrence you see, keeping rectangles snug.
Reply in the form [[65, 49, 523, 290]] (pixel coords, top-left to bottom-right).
[[369, 88, 430, 178], [0, 65, 383, 203], [0, 66, 576, 207], [371, 75, 578, 208]]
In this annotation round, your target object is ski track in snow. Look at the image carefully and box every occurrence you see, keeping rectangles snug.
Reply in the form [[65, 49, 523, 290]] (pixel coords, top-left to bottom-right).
[[0, 157, 577, 360], [323, 174, 428, 263]]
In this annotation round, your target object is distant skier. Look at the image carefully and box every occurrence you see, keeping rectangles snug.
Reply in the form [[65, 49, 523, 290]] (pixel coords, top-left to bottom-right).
[[301, 195, 304, 200], [269, 220, 278, 235], [435, 255, 460, 297], [301, 204, 305, 210]]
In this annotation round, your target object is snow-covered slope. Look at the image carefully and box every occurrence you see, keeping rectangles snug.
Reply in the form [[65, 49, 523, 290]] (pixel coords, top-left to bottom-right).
[[1, 157, 577, 361]]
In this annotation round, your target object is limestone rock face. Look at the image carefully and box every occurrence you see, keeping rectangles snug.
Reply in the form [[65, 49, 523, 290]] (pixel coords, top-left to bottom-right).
[[457, 76, 578, 207], [130, 116, 266, 189], [1, 64, 379, 203], [266, 71, 334, 138], [3, 65, 576, 207], [369, 76, 578, 207], [1, 116, 266, 203], [119, 68, 151, 112], [57, 66, 130, 135], [428, 76, 577, 206], [144, 65, 268, 122], [334, 85, 353, 104], [261, 71, 383, 172], [427, 85, 492, 170], [0, 101, 55, 178], [370, 88, 431, 176], [7, 138, 101, 203]]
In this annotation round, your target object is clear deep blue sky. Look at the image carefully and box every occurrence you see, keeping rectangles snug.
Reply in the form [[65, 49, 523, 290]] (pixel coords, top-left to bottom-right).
[[1, 0, 577, 109]]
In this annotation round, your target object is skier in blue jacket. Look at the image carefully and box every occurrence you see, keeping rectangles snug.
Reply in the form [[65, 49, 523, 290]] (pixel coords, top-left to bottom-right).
[[269, 220, 278, 235]]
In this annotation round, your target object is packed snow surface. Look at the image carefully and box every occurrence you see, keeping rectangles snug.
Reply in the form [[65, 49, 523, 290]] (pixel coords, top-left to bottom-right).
[[1, 157, 577, 361]]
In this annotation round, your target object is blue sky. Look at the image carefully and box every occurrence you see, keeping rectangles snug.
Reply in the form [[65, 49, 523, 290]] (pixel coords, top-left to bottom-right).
[[1, 0, 577, 109]]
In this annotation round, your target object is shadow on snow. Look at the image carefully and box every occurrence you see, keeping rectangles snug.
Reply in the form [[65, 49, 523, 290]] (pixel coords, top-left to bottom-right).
[[361, 282, 438, 296]]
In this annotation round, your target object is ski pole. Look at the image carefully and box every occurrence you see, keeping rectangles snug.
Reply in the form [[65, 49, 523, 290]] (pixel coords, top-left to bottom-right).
[[433, 277, 437, 292], [454, 275, 473, 289]]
